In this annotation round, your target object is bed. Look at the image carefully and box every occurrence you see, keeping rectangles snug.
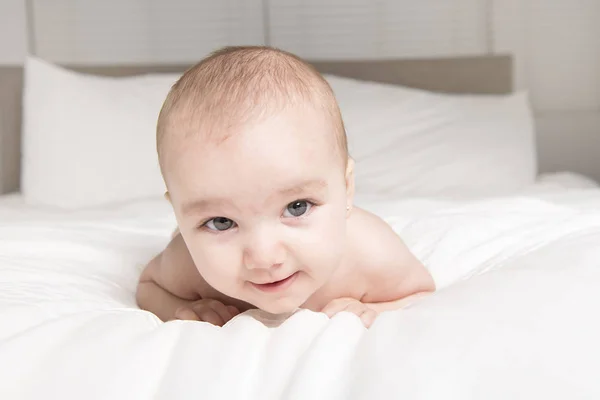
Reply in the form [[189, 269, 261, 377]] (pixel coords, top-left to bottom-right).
[[1, 55, 600, 399]]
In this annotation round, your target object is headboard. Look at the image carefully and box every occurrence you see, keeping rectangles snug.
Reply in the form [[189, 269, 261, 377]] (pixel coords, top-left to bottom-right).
[[0, 55, 513, 194]]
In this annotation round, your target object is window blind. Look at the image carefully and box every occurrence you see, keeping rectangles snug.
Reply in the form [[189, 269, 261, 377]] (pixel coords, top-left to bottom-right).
[[267, 0, 489, 60], [31, 0, 265, 64]]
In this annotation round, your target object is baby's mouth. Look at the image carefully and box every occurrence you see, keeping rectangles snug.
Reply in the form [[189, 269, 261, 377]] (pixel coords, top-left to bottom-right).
[[251, 272, 299, 293]]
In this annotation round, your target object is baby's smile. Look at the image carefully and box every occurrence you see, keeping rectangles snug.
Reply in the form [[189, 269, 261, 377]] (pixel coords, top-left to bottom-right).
[[249, 271, 300, 293]]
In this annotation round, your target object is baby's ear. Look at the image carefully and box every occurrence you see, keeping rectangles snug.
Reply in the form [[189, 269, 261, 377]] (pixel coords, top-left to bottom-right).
[[345, 157, 355, 213], [164, 191, 171, 203]]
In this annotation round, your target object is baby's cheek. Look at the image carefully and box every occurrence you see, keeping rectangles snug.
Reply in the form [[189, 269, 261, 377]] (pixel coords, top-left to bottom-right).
[[191, 244, 241, 289], [300, 217, 346, 272]]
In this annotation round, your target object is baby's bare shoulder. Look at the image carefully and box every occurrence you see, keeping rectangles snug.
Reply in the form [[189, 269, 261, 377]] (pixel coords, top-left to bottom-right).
[[140, 231, 206, 300], [346, 206, 405, 263], [344, 206, 433, 300]]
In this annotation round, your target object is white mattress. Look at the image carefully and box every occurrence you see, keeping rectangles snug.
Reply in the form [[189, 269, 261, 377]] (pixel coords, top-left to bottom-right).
[[1, 173, 600, 399]]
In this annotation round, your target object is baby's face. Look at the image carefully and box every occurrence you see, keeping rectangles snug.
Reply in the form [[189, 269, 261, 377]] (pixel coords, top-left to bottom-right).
[[166, 105, 352, 314]]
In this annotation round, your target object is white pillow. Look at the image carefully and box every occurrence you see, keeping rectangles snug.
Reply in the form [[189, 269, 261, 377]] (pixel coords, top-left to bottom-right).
[[22, 57, 179, 208], [324, 75, 537, 201]]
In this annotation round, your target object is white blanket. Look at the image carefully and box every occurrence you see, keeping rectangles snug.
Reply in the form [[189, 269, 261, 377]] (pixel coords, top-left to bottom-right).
[[1, 182, 600, 399]]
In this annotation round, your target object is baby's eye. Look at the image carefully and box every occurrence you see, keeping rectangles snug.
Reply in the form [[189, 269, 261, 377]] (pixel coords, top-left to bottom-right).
[[283, 200, 312, 218], [205, 217, 236, 231]]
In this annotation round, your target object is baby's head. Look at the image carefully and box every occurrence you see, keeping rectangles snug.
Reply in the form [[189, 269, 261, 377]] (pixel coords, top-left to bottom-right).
[[157, 46, 353, 314]]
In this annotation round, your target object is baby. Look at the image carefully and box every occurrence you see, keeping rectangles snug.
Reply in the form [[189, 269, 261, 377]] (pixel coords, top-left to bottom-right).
[[136, 46, 435, 328]]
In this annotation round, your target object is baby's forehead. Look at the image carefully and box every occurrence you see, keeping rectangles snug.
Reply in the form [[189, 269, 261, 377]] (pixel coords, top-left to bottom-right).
[[167, 112, 344, 199], [174, 102, 338, 155]]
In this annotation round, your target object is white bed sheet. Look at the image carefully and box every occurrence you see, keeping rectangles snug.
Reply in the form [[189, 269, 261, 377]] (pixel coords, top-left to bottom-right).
[[1, 174, 600, 399]]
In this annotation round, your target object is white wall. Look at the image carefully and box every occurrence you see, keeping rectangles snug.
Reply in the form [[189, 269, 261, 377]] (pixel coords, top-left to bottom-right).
[[0, 0, 28, 64], [494, 0, 600, 179], [494, 0, 600, 112]]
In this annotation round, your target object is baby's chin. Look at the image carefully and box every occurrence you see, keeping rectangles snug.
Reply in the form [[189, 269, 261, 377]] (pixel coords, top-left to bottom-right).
[[252, 299, 303, 315]]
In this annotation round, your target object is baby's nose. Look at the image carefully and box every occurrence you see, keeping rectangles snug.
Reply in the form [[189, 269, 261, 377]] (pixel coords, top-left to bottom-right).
[[243, 230, 286, 270], [244, 247, 286, 270]]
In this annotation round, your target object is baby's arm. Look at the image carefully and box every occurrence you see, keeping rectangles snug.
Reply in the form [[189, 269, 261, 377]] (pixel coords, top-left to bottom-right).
[[136, 232, 207, 322], [351, 207, 435, 309]]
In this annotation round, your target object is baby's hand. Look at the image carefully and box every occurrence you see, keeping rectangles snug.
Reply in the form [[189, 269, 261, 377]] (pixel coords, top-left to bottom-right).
[[174, 299, 240, 326], [322, 297, 378, 328]]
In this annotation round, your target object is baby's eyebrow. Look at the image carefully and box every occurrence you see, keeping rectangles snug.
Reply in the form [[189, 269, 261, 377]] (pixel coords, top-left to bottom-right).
[[181, 197, 235, 215], [276, 179, 328, 197], [181, 179, 328, 215]]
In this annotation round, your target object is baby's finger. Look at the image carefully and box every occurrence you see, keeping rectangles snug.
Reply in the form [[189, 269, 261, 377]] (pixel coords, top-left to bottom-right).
[[194, 305, 225, 326], [322, 305, 341, 317], [343, 302, 367, 317], [360, 309, 378, 328], [208, 300, 235, 323], [174, 307, 201, 321], [227, 305, 241, 317], [322, 300, 352, 317]]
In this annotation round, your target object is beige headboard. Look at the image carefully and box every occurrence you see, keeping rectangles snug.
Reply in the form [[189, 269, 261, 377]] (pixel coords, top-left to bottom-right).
[[0, 55, 513, 194]]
